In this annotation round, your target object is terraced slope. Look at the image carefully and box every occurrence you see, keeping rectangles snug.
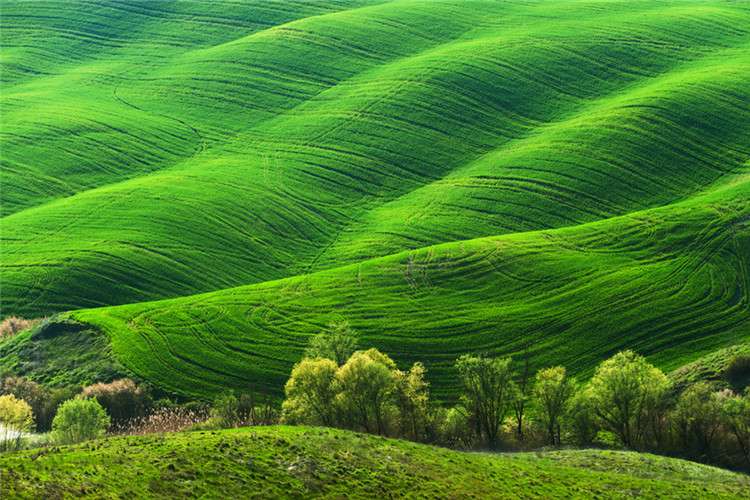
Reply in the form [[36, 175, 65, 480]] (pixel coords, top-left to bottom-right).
[[3, 427, 749, 499], [4, 1, 750, 317], [66, 181, 750, 400]]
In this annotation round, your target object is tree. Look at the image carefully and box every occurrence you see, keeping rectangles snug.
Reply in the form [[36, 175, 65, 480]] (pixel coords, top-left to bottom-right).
[[584, 350, 669, 448], [720, 390, 750, 463], [455, 354, 516, 449], [512, 340, 535, 444], [533, 366, 577, 446], [282, 357, 338, 426], [568, 388, 598, 445], [335, 349, 396, 436], [51, 397, 110, 445], [0, 394, 34, 451], [672, 382, 722, 457], [394, 362, 431, 441], [304, 321, 359, 367]]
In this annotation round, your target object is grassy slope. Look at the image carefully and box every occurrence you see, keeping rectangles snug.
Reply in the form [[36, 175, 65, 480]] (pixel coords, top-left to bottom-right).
[[3, 1, 750, 316], [69, 181, 750, 400], [3, 426, 749, 499]]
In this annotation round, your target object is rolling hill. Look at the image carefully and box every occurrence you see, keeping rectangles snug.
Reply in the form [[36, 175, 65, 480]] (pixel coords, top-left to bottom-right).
[[3, 426, 749, 499], [2, 1, 750, 399]]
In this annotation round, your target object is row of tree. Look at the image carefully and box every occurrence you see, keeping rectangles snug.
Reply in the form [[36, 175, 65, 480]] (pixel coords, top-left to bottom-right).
[[282, 323, 750, 471]]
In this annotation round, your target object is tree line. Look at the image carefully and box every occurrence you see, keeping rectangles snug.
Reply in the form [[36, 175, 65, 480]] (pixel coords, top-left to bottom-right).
[[281, 322, 750, 472]]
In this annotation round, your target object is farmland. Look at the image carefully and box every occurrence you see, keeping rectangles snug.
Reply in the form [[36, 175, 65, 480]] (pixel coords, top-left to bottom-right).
[[2, 0, 750, 402]]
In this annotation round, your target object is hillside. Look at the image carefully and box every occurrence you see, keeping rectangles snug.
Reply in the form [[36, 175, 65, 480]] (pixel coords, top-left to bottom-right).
[[2, 1, 750, 400], [3, 1, 750, 316], [2, 426, 749, 499]]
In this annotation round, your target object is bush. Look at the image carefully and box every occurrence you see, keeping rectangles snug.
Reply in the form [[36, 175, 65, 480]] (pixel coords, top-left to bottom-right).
[[0, 394, 34, 452], [211, 393, 239, 428], [0, 316, 44, 341], [723, 355, 750, 391], [51, 398, 110, 445], [81, 379, 150, 426], [1, 376, 49, 431]]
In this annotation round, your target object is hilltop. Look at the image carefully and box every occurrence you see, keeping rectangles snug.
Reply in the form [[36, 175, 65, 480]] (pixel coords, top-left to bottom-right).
[[2, 426, 749, 499]]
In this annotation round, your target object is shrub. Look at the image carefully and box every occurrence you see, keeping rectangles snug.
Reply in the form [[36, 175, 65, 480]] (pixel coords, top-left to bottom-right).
[[211, 393, 239, 428], [0, 316, 44, 341], [51, 398, 110, 445], [111, 407, 210, 436], [81, 379, 150, 426], [0, 394, 34, 452], [1, 376, 49, 431], [723, 355, 750, 391]]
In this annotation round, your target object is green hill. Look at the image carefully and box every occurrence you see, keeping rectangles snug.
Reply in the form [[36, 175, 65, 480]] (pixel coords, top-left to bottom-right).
[[2, 426, 749, 499], [2, 1, 750, 400], [59, 180, 748, 400], [3, 1, 750, 316]]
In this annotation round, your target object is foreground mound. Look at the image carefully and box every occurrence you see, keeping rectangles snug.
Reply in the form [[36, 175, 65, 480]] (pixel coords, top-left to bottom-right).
[[3, 426, 748, 499]]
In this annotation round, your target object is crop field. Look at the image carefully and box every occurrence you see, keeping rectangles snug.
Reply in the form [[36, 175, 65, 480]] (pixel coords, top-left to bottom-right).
[[3, 426, 749, 499], [2, 1, 750, 399]]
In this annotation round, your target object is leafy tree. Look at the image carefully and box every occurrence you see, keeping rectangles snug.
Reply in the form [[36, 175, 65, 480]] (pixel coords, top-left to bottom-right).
[[0, 394, 34, 451], [720, 390, 750, 463], [672, 382, 722, 457], [51, 397, 110, 445], [335, 349, 396, 436], [584, 350, 669, 448], [568, 389, 598, 445], [533, 366, 576, 446], [282, 357, 338, 426], [455, 354, 516, 449], [304, 320, 358, 367], [394, 362, 431, 441]]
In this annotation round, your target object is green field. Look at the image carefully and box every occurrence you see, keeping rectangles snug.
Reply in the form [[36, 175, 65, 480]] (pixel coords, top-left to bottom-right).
[[3, 426, 749, 499], [2, 1, 750, 399]]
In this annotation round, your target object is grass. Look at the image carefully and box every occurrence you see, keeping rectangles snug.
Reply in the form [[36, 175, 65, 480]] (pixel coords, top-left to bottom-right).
[[3, 1, 750, 316], [2, 1, 750, 399], [2, 426, 749, 499], [54, 180, 748, 401]]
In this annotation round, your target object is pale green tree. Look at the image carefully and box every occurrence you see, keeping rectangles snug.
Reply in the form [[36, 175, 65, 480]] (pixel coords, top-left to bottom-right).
[[455, 354, 516, 449], [533, 366, 577, 446], [0, 394, 34, 451], [304, 320, 358, 367], [282, 357, 338, 426], [335, 349, 396, 436], [394, 361, 431, 441], [51, 397, 110, 445], [584, 350, 669, 448]]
